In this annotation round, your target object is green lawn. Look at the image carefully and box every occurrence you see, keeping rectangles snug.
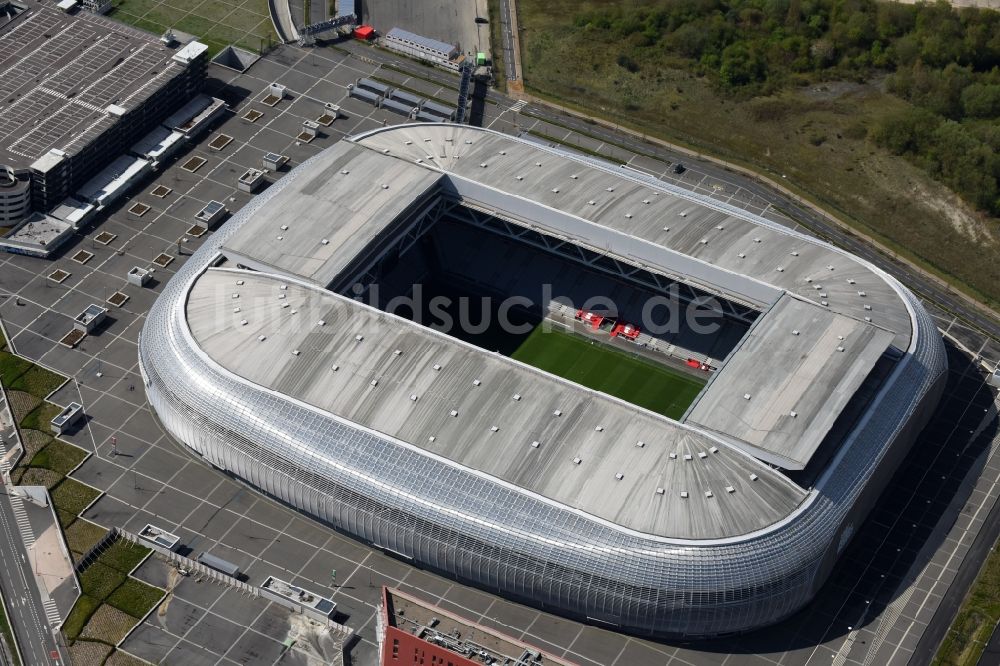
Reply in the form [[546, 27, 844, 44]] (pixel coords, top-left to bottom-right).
[[110, 0, 277, 57], [511, 327, 704, 419]]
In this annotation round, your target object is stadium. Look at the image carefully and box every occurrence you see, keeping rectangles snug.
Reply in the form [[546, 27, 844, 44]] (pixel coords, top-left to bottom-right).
[[139, 124, 947, 638]]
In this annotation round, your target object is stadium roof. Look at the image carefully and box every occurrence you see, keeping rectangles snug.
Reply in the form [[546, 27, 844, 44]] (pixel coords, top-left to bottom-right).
[[202, 124, 921, 538], [222, 142, 444, 288], [188, 268, 806, 539], [0, 3, 191, 167]]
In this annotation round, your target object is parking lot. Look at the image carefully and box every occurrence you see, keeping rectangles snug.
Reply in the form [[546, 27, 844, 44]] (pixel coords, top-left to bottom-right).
[[0, 43, 998, 666]]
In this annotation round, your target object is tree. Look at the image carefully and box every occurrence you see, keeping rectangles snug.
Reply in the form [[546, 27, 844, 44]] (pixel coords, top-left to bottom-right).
[[720, 43, 766, 86], [961, 83, 1000, 118]]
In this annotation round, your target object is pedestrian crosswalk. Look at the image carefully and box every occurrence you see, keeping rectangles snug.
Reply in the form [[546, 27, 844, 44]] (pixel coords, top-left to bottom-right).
[[10, 495, 34, 548], [509, 100, 527, 113], [42, 597, 60, 627]]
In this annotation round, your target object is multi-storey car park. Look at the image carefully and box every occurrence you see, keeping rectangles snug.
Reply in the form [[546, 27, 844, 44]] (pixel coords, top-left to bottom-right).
[[0, 1, 206, 216], [139, 124, 947, 638]]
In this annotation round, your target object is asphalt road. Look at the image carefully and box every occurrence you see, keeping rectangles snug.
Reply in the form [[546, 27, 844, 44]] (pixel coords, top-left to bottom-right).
[[498, 0, 517, 79], [0, 492, 64, 666]]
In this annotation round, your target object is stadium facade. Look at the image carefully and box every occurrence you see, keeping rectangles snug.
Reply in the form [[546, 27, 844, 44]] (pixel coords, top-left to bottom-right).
[[139, 125, 947, 638]]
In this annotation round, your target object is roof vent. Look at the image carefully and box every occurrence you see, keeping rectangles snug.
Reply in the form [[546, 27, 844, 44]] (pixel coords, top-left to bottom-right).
[[655, 487, 664, 495], [331, 364, 339, 371], [409, 394, 418, 402], [572, 457, 582, 465], [531, 440, 540, 448], [512, 393, 521, 401], [749, 473, 759, 481], [705, 490, 714, 498], [433, 363, 442, 370], [680, 491, 689, 499], [291, 350, 300, 356], [636, 440, 645, 448], [473, 379, 481, 386], [615, 472, 624, 480], [450, 409, 458, 417]]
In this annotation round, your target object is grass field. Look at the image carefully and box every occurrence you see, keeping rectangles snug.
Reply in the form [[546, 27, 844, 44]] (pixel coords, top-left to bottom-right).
[[511, 327, 704, 419], [516, 0, 1000, 308], [111, 0, 277, 57]]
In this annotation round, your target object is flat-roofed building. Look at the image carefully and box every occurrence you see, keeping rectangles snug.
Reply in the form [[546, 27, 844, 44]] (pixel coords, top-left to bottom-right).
[[0, 1, 207, 214]]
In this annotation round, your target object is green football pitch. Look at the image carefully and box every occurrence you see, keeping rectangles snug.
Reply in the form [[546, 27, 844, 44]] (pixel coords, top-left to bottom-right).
[[511, 327, 706, 420]]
